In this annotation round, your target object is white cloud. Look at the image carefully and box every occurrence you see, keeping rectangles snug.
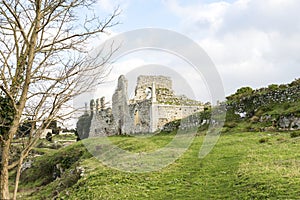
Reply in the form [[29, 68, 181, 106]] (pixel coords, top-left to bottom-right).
[[218, 0, 300, 36], [92, 58, 147, 103], [164, 0, 300, 95], [164, 0, 230, 35], [96, 0, 123, 13], [90, 49, 212, 103]]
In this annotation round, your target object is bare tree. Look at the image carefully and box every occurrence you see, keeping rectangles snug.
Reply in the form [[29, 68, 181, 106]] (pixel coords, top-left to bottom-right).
[[0, 0, 119, 199]]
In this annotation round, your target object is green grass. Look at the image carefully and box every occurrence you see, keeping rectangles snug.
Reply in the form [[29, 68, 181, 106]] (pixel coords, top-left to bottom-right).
[[52, 133, 77, 141], [19, 141, 92, 193], [19, 130, 300, 199], [258, 100, 300, 117]]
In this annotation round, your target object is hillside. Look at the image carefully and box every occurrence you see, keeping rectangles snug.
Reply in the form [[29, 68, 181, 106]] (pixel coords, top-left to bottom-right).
[[19, 131, 300, 199], [225, 78, 300, 131], [163, 79, 300, 134], [17, 79, 300, 199]]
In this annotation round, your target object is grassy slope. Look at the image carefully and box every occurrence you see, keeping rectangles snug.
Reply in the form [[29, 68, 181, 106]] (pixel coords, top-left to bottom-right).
[[18, 80, 300, 199], [21, 130, 300, 200]]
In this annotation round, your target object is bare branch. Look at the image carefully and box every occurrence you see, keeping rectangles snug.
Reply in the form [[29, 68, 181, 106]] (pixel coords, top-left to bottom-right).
[[2, 0, 29, 45], [0, 1, 119, 199]]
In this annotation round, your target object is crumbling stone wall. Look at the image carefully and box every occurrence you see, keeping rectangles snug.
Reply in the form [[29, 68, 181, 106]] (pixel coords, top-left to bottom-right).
[[226, 81, 300, 116], [89, 96, 116, 136], [112, 75, 133, 135], [83, 75, 204, 135], [76, 113, 91, 139], [152, 104, 203, 131], [134, 75, 173, 102], [129, 100, 152, 133], [226, 79, 300, 130]]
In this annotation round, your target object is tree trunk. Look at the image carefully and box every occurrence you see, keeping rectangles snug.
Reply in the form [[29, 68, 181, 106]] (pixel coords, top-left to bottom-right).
[[0, 141, 10, 200], [1, 115, 21, 199], [13, 156, 24, 200], [0, 0, 118, 198]]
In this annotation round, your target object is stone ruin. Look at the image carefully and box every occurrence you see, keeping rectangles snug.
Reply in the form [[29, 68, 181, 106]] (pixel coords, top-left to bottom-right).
[[88, 75, 204, 136]]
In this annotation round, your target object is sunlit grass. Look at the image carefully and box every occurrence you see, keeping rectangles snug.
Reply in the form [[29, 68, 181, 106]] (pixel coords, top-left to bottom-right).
[[19, 130, 300, 199]]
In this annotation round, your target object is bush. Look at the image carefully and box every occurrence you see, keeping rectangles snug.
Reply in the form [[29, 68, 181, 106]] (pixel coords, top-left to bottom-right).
[[259, 138, 269, 143], [21, 141, 90, 186], [36, 140, 63, 149], [290, 131, 300, 138], [198, 124, 209, 132], [46, 132, 52, 142], [250, 116, 260, 123], [224, 122, 238, 129]]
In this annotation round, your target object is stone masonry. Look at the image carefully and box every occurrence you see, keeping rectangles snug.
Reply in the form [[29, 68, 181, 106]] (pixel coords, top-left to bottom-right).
[[89, 75, 203, 136]]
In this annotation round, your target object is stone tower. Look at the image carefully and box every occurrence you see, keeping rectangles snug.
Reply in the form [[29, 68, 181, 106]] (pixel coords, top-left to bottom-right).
[[133, 75, 173, 102], [112, 75, 132, 135]]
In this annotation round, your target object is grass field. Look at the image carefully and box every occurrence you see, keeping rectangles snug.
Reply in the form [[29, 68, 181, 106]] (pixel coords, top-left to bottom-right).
[[18, 129, 300, 200]]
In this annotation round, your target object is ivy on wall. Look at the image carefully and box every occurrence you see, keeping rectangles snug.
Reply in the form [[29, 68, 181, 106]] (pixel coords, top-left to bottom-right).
[[0, 96, 15, 138]]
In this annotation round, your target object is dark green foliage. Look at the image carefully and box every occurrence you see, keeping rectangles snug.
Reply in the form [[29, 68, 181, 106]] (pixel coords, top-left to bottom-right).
[[259, 137, 269, 143], [20, 141, 91, 187], [48, 120, 61, 135], [0, 96, 15, 138], [46, 132, 52, 142], [52, 128, 60, 135], [224, 121, 238, 129], [198, 123, 209, 131], [236, 86, 253, 95], [289, 78, 300, 87], [56, 167, 81, 192], [227, 86, 253, 101], [163, 119, 181, 132], [17, 119, 35, 138], [225, 109, 240, 122], [290, 131, 300, 138], [268, 84, 279, 91], [42, 119, 60, 135], [48, 120, 57, 129]]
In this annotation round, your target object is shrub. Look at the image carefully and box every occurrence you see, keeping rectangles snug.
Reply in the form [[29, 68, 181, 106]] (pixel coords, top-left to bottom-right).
[[46, 132, 52, 142], [250, 116, 260, 123], [198, 124, 209, 132], [21, 142, 90, 186], [290, 131, 300, 138], [224, 122, 237, 129], [259, 138, 269, 143], [276, 137, 287, 142]]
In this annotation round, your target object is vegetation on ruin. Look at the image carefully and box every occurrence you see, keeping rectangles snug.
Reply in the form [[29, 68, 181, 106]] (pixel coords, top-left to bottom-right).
[[155, 87, 202, 106]]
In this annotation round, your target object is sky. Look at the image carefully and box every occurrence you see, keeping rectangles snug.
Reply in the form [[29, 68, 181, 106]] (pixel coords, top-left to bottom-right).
[[81, 0, 300, 104]]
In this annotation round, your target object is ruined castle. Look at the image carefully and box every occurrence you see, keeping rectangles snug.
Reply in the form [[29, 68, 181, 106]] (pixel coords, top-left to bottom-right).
[[88, 75, 203, 136]]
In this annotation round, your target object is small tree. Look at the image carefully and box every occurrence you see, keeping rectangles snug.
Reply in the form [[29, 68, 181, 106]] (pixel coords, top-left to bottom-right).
[[227, 86, 253, 101], [268, 84, 278, 91], [45, 132, 52, 142], [236, 86, 253, 96], [0, 1, 119, 199]]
